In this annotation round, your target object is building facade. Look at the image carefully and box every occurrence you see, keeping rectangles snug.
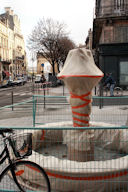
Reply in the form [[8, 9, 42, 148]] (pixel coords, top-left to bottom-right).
[[85, 29, 93, 50], [37, 54, 58, 75], [37, 54, 47, 75], [0, 7, 27, 84], [13, 13, 26, 77], [93, 0, 128, 88], [0, 17, 10, 82]]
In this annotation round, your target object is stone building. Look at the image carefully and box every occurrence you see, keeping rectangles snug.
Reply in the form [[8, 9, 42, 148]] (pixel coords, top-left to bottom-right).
[[37, 54, 48, 74], [85, 28, 93, 50], [93, 0, 128, 88], [0, 7, 27, 83], [37, 54, 58, 75], [13, 13, 26, 76], [0, 16, 10, 82]]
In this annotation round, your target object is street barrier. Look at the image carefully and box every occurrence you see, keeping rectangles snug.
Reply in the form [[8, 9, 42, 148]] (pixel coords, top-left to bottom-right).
[[32, 95, 128, 127], [0, 125, 128, 191], [0, 95, 128, 191]]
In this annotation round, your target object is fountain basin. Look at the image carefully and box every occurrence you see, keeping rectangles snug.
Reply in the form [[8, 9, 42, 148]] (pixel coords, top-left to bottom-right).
[[22, 121, 128, 192]]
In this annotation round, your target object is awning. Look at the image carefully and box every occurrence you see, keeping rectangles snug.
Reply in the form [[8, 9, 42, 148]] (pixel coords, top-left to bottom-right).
[[4, 71, 10, 77]]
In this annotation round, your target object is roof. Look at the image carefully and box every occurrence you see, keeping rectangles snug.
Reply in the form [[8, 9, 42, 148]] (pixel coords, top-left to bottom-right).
[[0, 13, 14, 30]]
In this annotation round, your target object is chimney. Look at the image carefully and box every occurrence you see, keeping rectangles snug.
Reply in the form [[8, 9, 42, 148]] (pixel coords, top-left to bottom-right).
[[10, 10, 14, 15], [4, 7, 11, 15]]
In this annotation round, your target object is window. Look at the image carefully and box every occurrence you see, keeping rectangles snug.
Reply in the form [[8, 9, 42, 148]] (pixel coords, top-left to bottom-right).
[[103, 27, 114, 43], [120, 61, 128, 85], [114, 0, 125, 10], [114, 26, 128, 43]]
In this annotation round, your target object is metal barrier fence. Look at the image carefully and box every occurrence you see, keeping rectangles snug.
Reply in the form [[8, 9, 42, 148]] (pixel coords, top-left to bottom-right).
[[0, 83, 33, 109], [0, 99, 34, 127], [0, 95, 128, 191], [32, 95, 128, 127], [0, 126, 128, 191], [33, 83, 66, 96]]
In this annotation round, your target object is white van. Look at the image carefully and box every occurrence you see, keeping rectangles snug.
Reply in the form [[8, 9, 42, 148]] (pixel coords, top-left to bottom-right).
[[35, 74, 42, 83]]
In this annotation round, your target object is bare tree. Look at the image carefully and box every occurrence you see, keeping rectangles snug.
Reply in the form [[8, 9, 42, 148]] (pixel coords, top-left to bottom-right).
[[28, 18, 75, 75], [56, 36, 76, 72]]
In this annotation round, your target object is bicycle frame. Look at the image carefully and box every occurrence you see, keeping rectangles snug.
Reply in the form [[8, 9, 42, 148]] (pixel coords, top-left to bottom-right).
[[0, 133, 21, 182], [0, 130, 51, 192]]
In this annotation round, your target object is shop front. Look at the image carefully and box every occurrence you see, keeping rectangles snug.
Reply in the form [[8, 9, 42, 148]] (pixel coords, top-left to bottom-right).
[[0, 60, 11, 87], [99, 43, 128, 89]]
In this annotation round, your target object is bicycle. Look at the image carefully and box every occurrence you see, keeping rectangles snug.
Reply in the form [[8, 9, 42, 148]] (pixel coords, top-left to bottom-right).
[[0, 128, 51, 192], [114, 86, 123, 96], [97, 85, 123, 97]]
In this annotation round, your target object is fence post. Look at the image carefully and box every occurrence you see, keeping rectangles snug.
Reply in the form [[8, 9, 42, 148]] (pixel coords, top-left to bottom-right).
[[95, 86, 97, 95], [44, 88, 46, 109], [47, 82, 49, 95], [32, 82, 34, 93], [99, 83, 103, 109], [32, 95, 35, 127], [11, 88, 14, 111], [63, 83, 64, 96]]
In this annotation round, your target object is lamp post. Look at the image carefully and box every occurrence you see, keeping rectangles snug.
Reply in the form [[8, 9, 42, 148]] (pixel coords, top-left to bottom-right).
[[31, 53, 35, 82]]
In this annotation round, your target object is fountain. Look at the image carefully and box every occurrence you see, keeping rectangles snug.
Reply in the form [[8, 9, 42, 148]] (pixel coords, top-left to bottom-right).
[[12, 48, 128, 192], [58, 48, 103, 162]]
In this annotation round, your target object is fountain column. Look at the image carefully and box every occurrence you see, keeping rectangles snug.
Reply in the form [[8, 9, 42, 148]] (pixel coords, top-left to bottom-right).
[[58, 48, 103, 162]]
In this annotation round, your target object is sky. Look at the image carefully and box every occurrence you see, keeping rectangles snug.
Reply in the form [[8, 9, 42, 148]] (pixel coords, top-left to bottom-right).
[[0, 0, 95, 67]]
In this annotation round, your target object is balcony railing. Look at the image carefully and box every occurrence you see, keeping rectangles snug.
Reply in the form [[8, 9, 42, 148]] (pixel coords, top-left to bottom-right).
[[0, 57, 12, 63], [15, 55, 24, 61], [95, 4, 128, 18]]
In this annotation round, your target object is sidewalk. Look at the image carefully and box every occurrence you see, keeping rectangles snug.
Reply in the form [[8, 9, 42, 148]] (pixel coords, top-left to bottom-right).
[[0, 85, 128, 127]]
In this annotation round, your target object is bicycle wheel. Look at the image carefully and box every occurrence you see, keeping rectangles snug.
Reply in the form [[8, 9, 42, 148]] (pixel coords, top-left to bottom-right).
[[7, 160, 51, 192], [114, 87, 123, 96], [103, 87, 109, 96]]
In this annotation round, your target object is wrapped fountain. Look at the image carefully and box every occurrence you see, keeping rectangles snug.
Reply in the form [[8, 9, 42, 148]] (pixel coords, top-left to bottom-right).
[[58, 47, 104, 161], [12, 48, 128, 192]]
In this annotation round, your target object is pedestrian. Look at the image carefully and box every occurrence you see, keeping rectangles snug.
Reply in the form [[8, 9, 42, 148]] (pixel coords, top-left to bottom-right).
[[104, 73, 116, 96], [2, 71, 6, 80], [41, 74, 46, 83]]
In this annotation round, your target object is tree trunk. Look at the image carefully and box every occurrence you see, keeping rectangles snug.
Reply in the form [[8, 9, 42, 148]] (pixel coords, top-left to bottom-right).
[[52, 61, 55, 76], [57, 62, 60, 73]]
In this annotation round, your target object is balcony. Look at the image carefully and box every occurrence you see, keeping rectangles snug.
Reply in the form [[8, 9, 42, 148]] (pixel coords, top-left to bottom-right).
[[0, 58, 11, 64], [15, 55, 24, 60], [13, 50, 25, 61], [95, 4, 128, 18]]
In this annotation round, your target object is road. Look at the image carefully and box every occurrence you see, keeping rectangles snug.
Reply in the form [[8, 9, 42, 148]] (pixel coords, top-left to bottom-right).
[[0, 83, 128, 109], [0, 83, 33, 107]]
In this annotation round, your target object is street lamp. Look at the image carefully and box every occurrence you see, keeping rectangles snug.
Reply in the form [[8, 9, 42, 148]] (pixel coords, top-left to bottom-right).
[[31, 52, 35, 82]]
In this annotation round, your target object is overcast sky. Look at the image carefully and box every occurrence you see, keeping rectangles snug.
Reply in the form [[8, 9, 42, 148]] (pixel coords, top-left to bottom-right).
[[0, 0, 95, 67]]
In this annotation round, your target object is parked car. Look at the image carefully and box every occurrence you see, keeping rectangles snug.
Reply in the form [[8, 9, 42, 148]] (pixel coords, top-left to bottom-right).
[[13, 77, 24, 86], [8, 80, 14, 86], [0, 80, 9, 88], [34, 74, 45, 83], [34, 75, 41, 83], [23, 75, 28, 84], [8, 76, 14, 86], [48, 74, 63, 87]]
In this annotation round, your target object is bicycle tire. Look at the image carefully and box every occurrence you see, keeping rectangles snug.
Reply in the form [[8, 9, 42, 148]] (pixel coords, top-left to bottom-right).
[[103, 87, 109, 96], [97, 87, 109, 96], [114, 87, 123, 97], [6, 160, 51, 192]]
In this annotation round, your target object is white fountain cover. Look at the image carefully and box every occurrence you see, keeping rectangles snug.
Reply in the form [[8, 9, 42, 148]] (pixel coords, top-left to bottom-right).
[[58, 48, 104, 160], [58, 48, 103, 79]]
